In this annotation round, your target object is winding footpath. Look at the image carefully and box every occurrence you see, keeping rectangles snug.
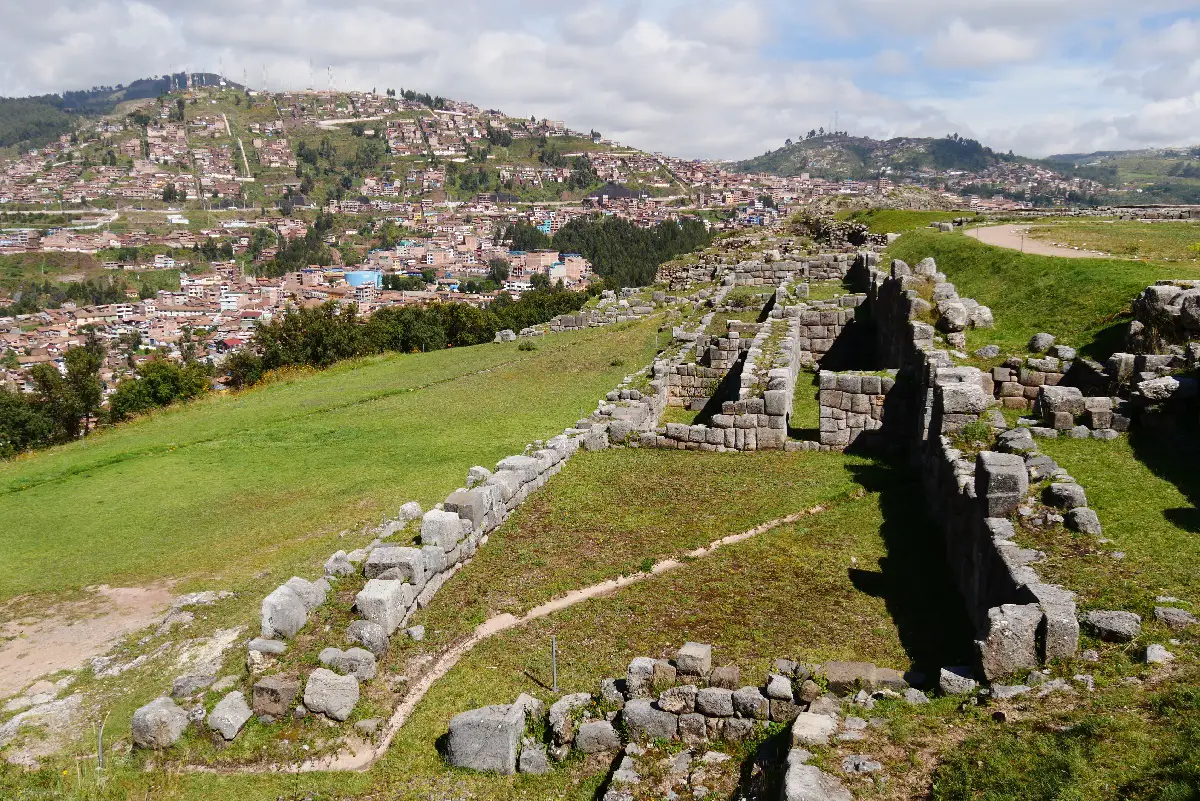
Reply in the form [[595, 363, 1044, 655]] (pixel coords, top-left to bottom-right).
[[217, 496, 852, 774]]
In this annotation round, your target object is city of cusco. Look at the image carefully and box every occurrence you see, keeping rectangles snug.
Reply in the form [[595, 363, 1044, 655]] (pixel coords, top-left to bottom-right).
[[2, 2, 1200, 799]]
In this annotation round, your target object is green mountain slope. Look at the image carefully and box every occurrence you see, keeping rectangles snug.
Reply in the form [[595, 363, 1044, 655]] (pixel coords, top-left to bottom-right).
[[732, 133, 1019, 180]]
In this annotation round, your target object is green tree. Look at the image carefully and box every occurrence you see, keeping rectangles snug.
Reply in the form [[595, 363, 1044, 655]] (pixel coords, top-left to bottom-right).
[[487, 257, 510, 284]]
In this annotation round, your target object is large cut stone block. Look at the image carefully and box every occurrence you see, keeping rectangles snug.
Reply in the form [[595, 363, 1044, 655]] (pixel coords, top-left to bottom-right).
[[447, 703, 525, 774], [976, 603, 1042, 681], [261, 585, 307, 639], [354, 579, 413, 634], [975, 452, 1029, 517]]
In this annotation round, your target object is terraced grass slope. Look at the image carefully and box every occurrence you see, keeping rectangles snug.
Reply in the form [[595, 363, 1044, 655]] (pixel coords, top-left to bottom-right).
[[0, 321, 659, 602], [32, 447, 973, 800], [888, 229, 1200, 358]]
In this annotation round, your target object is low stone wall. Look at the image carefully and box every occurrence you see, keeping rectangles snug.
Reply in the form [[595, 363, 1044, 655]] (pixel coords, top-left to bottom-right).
[[130, 364, 650, 750], [818, 371, 896, 448], [791, 296, 865, 366], [447, 640, 912, 800], [854, 259, 1083, 680]]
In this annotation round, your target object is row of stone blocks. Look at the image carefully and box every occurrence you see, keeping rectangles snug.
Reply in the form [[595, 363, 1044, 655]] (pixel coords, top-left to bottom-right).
[[445, 641, 912, 779], [817, 371, 896, 447], [648, 424, 789, 451], [129, 368, 645, 750]]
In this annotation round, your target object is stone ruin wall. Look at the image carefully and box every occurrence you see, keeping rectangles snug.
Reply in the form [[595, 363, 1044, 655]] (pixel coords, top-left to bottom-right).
[[803, 256, 1086, 681]]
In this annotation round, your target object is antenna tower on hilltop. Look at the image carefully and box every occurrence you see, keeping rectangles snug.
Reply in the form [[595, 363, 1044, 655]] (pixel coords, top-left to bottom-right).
[[328, 65, 334, 93]]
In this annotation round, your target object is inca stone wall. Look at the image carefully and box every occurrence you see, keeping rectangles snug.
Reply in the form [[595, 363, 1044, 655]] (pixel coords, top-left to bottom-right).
[[817, 371, 896, 448], [850, 258, 1082, 678], [792, 296, 865, 366]]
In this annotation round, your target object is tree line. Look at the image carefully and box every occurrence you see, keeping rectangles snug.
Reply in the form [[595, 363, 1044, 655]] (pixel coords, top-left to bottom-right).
[[224, 284, 592, 388], [0, 331, 210, 458]]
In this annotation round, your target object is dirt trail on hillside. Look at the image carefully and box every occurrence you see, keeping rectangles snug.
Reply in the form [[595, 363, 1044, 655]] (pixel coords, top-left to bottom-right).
[[258, 500, 841, 774], [0, 585, 174, 698], [967, 224, 1111, 258]]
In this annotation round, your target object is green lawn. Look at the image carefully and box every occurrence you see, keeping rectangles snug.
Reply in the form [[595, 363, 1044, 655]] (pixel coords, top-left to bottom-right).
[[14, 446, 976, 800], [1027, 219, 1200, 263], [840, 209, 980, 234], [1036, 432, 1200, 616], [0, 321, 660, 603], [888, 229, 1200, 358], [413, 448, 868, 644]]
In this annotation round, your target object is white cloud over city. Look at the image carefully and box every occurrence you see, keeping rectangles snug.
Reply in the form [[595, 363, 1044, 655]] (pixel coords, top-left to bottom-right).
[[1, 0, 1198, 160]]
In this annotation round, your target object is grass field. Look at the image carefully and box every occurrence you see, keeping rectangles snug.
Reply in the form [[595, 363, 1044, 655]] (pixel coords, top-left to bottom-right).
[[6, 445, 977, 799], [840, 209, 979, 234], [929, 428, 1200, 801], [1027, 219, 1200, 262], [0, 321, 660, 604], [888, 229, 1200, 358]]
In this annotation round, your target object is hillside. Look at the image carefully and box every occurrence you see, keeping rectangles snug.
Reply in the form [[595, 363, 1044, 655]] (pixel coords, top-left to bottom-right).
[[1047, 145, 1200, 204], [0, 72, 236, 152], [733, 133, 1020, 180]]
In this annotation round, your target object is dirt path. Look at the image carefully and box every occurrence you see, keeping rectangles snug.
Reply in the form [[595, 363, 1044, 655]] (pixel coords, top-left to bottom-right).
[[966, 224, 1111, 258], [0, 585, 174, 698], [247, 501, 840, 774]]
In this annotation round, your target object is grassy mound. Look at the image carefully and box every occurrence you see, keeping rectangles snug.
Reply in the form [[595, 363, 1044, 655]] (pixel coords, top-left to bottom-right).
[[839, 209, 977, 234], [888, 229, 1200, 357], [0, 322, 659, 602]]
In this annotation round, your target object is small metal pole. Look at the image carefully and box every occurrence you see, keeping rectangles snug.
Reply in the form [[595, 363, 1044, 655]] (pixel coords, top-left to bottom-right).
[[551, 636, 558, 693]]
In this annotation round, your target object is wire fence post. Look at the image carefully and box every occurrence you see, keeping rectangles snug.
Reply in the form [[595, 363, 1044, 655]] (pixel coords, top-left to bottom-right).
[[551, 636, 558, 693]]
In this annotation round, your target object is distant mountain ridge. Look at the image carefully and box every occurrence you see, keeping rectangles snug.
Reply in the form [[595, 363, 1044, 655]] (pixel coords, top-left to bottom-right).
[[0, 73, 241, 152], [731, 133, 1022, 180]]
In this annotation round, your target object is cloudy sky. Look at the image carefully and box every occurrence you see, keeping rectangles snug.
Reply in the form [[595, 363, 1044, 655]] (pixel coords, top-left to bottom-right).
[[2, 0, 1198, 160]]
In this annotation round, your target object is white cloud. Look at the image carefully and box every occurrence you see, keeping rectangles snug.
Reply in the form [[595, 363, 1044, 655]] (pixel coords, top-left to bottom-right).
[[925, 20, 1037, 69], [0, 0, 1197, 160]]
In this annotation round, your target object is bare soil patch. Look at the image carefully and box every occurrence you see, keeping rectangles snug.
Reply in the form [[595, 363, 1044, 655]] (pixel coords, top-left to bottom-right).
[[0, 584, 174, 698]]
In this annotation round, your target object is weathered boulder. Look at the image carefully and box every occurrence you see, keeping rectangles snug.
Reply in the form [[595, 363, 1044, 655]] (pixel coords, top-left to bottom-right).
[[766, 673, 794, 700], [364, 546, 426, 585], [977, 604, 1042, 681], [695, 687, 735, 717], [1084, 610, 1142, 642], [346, 620, 390, 657], [131, 697, 189, 749], [938, 667, 978, 695], [675, 642, 712, 676], [354, 579, 412, 634], [319, 647, 377, 681], [976, 452, 1029, 518], [206, 691, 252, 740], [626, 657, 658, 698], [447, 703, 525, 774], [397, 500, 423, 522], [261, 585, 307, 639], [791, 712, 837, 746], [1044, 482, 1087, 510], [548, 692, 592, 748], [421, 509, 468, 552], [1028, 333, 1055, 353], [252, 676, 299, 718], [284, 576, 328, 611], [170, 674, 215, 699], [518, 742, 549, 775], [732, 686, 769, 719], [783, 755, 853, 801], [622, 699, 678, 741], [324, 550, 356, 577], [1155, 606, 1198, 631], [576, 720, 622, 753], [658, 684, 697, 714], [1066, 508, 1102, 535], [710, 665, 740, 689], [303, 668, 359, 721]]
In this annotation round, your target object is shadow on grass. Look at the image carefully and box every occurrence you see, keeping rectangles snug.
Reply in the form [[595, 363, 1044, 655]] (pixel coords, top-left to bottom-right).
[[787, 371, 821, 441], [692, 354, 746, 426], [736, 725, 791, 800], [1129, 422, 1200, 534], [1079, 317, 1133, 362], [846, 457, 976, 676]]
